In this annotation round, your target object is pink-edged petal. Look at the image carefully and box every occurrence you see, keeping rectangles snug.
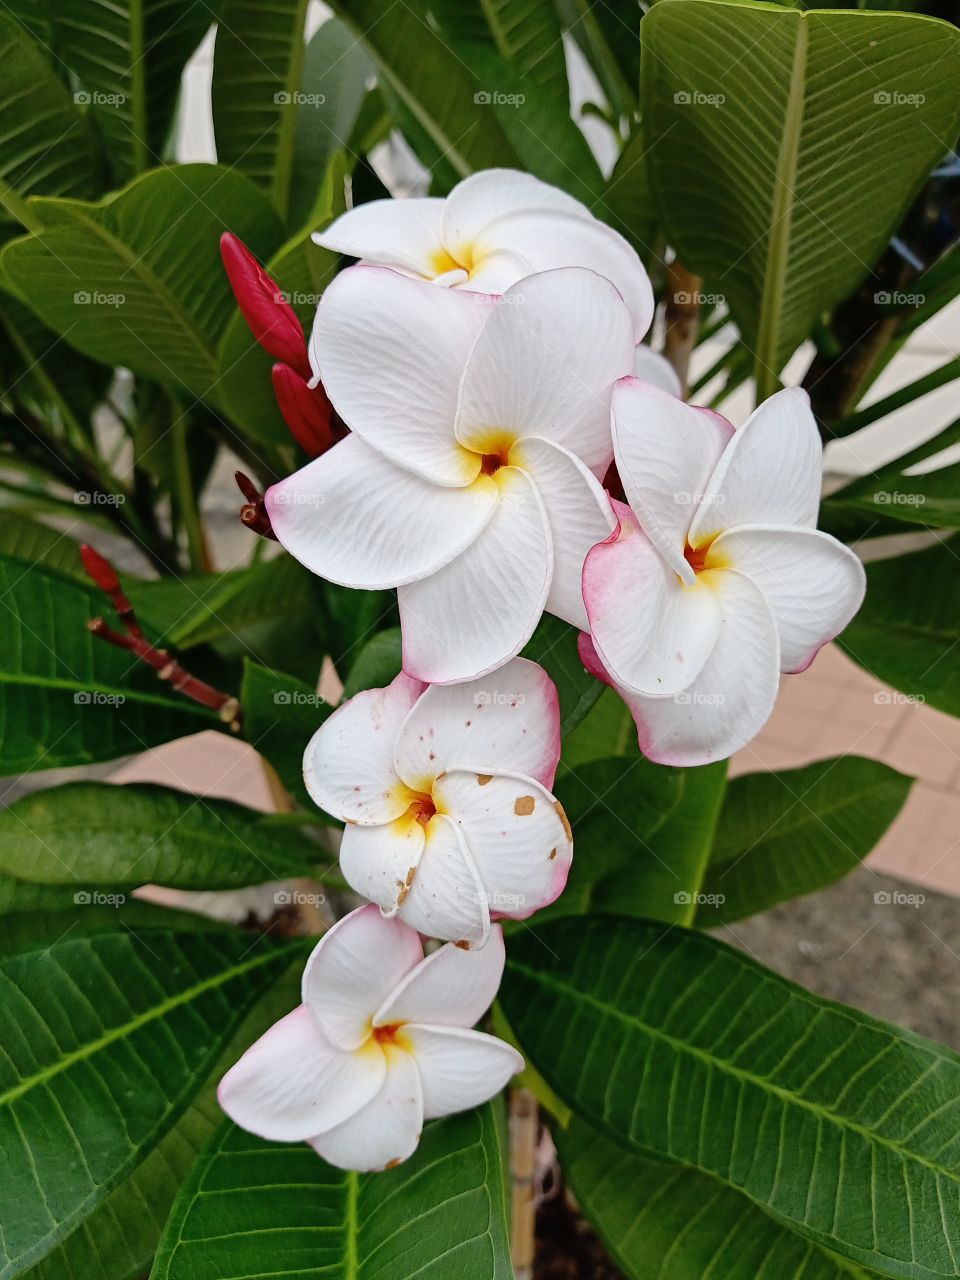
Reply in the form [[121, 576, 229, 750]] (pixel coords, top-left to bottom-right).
[[709, 525, 866, 673], [309, 1045, 423, 1172], [393, 656, 561, 792], [433, 769, 572, 919], [633, 344, 682, 397], [440, 169, 590, 264], [301, 904, 424, 1050], [578, 631, 612, 686], [517, 436, 616, 630], [397, 814, 490, 947], [218, 1005, 384, 1142], [303, 672, 424, 825], [603, 569, 781, 766], [611, 377, 734, 584], [309, 265, 487, 487], [313, 198, 445, 278], [339, 814, 426, 917], [478, 210, 654, 341], [688, 387, 822, 547], [267, 434, 498, 589], [405, 1025, 523, 1120], [456, 269, 634, 478], [375, 926, 506, 1029], [583, 498, 721, 697], [398, 467, 552, 685]]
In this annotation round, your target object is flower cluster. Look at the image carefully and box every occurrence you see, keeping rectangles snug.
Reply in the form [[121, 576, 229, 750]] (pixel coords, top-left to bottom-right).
[[220, 168, 866, 1171]]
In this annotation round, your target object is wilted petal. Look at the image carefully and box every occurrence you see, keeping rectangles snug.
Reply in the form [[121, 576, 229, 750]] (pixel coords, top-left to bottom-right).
[[375, 926, 506, 1029], [309, 1046, 423, 1172], [405, 1025, 523, 1120], [398, 814, 490, 947], [313, 197, 447, 278]]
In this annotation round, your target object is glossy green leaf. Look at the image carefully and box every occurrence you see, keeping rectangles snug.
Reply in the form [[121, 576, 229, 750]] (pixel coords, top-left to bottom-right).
[[521, 613, 603, 735], [341, 626, 402, 700], [241, 658, 330, 809], [700, 758, 913, 924], [641, 1, 960, 396], [0, 929, 301, 1277], [0, 517, 86, 580], [153, 1103, 514, 1278], [502, 917, 960, 1280], [431, 0, 568, 99]]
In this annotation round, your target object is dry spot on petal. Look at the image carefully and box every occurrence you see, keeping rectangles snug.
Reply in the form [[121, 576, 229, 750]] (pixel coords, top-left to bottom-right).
[[384, 1158, 401, 1170], [548, 847, 558, 861], [477, 774, 493, 786], [454, 940, 471, 950], [396, 865, 418, 905], [514, 795, 536, 816], [555, 801, 572, 842]]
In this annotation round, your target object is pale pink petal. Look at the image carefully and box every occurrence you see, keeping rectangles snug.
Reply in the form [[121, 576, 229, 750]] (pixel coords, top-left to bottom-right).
[[375, 926, 506, 1029], [709, 525, 866, 673], [517, 436, 615, 630], [339, 815, 426, 918], [301, 904, 424, 1050], [309, 1045, 423, 1172], [398, 467, 552, 684], [405, 1025, 523, 1120], [393, 656, 561, 791], [582, 499, 721, 696], [456, 269, 634, 478], [633, 344, 682, 397], [688, 387, 822, 547], [313, 198, 445, 278], [218, 1005, 384, 1142], [267, 435, 498, 589], [309, 265, 488, 486], [303, 672, 424, 825], [611, 377, 734, 584], [397, 814, 490, 947], [440, 169, 590, 264], [433, 770, 572, 919]]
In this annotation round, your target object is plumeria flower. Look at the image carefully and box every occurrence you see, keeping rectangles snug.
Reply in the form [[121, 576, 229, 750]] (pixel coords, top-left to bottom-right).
[[580, 382, 866, 766], [314, 168, 654, 342], [219, 905, 522, 1173], [303, 658, 572, 946], [267, 264, 634, 682]]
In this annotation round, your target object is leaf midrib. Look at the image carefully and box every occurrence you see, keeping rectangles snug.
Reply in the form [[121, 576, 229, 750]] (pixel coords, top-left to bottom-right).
[[0, 669, 213, 714]]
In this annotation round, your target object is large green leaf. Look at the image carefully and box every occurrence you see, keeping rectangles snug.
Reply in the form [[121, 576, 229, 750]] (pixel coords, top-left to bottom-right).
[[0, 929, 301, 1277], [0, 166, 283, 402], [641, 1, 960, 396], [502, 917, 960, 1280], [598, 127, 658, 262], [241, 658, 330, 809], [0, 781, 321, 890], [838, 543, 960, 718], [153, 1104, 514, 1278], [521, 613, 604, 734], [431, 0, 568, 99], [700, 758, 913, 924], [0, 555, 217, 774], [557, 1118, 880, 1280]]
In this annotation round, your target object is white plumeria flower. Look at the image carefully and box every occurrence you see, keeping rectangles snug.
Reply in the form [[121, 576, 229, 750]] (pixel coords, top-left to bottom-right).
[[219, 905, 522, 1173], [313, 167, 654, 342], [632, 343, 682, 397], [580, 382, 867, 766], [303, 658, 572, 947], [266, 264, 634, 683]]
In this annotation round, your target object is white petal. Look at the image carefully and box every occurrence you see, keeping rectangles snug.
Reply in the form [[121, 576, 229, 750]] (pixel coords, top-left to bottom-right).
[[456, 269, 634, 477], [406, 1025, 523, 1120], [460, 248, 533, 293], [375, 926, 506, 1029], [709, 525, 866, 673], [479, 209, 655, 341], [397, 814, 490, 947], [303, 672, 424, 825], [440, 169, 590, 264], [267, 434, 498, 589], [218, 1005, 384, 1142], [433, 770, 572, 919], [339, 815, 426, 917], [398, 467, 552, 684], [393, 656, 561, 791], [612, 377, 734, 584], [313, 198, 445, 278], [310, 265, 488, 486], [582, 499, 721, 696], [309, 1045, 423, 1172], [606, 569, 781, 766], [517, 436, 615, 630], [633, 345, 682, 397], [301, 904, 424, 1050], [688, 387, 822, 546]]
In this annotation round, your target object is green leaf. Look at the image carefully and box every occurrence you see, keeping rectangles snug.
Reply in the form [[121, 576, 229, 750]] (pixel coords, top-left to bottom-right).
[[557, 1117, 880, 1280], [0, 554, 217, 774], [700, 758, 914, 924], [0, 929, 301, 1277], [503, 917, 960, 1280], [241, 658, 330, 809], [0, 166, 283, 402], [153, 1103, 514, 1279], [838, 543, 960, 718], [341, 626, 403, 699], [0, 781, 321, 891], [559, 685, 638, 772], [521, 613, 603, 734], [598, 126, 658, 261], [641, 1, 960, 396], [430, 0, 569, 99], [0, 517, 86, 580]]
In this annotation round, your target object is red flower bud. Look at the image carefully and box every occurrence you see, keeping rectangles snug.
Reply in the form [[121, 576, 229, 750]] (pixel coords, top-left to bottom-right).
[[271, 363, 339, 459], [80, 543, 120, 593], [220, 233, 311, 379]]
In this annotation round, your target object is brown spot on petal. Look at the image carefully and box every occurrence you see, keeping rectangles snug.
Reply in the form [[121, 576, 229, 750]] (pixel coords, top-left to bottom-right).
[[396, 865, 417, 905], [555, 800, 572, 842], [454, 940, 471, 950], [514, 795, 536, 816], [384, 1158, 401, 1170], [477, 773, 493, 786], [548, 847, 558, 860]]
